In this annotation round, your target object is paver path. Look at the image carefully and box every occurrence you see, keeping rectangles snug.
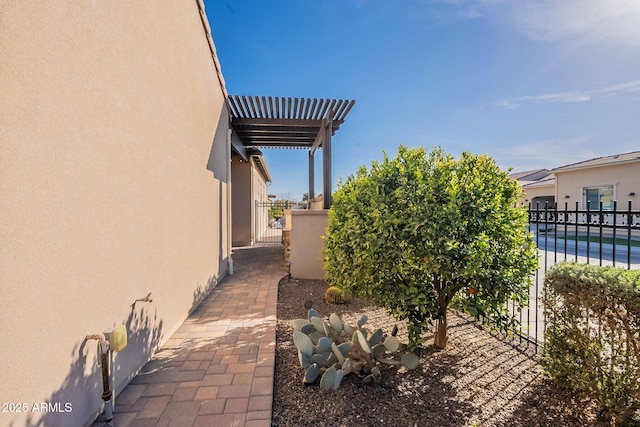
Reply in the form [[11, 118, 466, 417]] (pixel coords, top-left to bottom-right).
[[91, 244, 283, 427]]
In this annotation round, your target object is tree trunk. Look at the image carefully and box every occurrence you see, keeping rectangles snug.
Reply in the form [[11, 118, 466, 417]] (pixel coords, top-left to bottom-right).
[[434, 313, 448, 349]]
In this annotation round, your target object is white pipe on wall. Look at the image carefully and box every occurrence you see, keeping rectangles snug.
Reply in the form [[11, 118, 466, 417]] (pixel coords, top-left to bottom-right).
[[227, 128, 234, 275]]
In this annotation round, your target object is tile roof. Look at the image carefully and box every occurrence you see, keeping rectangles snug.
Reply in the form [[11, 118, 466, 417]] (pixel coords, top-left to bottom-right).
[[521, 175, 556, 188], [509, 169, 552, 182], [552, 151, 640, 172]]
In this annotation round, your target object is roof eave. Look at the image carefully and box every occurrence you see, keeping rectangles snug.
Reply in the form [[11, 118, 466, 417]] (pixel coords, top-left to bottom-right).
[[552, 157, 640, 173]]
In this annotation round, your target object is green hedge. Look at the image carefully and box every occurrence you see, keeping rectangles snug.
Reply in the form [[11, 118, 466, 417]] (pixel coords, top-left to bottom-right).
[[542, 262, 640, 425]]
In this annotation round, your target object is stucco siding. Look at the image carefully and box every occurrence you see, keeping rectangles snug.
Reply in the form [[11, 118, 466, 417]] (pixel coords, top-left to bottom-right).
[[289, 210, 328, 280], [0, 2, 229, 426], [232, 157, 253, 246], [521, 185, 555, 206], [555, 162, 639, 208]]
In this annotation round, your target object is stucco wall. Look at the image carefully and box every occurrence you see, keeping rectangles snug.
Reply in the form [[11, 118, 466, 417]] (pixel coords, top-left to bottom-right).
[[0, 2, 229, 426], [555, 162, 640, 208], [289, 210, 328, 280], [232, 154, 271, 246], [232, 155, 253, 246], [309, 196, 325, 210], [521, 184, 555, 207]]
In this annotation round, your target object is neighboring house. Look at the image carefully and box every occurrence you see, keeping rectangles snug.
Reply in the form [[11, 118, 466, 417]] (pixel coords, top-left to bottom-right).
[[513, 152, 640, 210], [552, 151, 640, 210], [231, 147, 272, 246], [510, 169, 555, 207], [1, 3, 239, 426]]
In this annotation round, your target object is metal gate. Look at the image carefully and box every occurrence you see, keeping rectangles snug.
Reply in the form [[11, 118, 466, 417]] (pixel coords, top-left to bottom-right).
[[255, 200, 307, 244]]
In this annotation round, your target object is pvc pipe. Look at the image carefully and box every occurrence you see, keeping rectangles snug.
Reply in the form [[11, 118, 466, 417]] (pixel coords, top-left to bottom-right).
[[100, 351, 113, 422], [227, 128, 234, 275]]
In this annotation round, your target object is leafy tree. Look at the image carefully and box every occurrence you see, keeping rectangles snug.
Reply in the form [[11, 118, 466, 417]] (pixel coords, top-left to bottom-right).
[[324, 146, 538, 351], [279, 192, 297, 203], [302, 192, 322, 201]]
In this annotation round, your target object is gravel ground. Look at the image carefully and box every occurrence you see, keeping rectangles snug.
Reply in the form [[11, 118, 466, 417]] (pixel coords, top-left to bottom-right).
[[272, 278, 605, 427]]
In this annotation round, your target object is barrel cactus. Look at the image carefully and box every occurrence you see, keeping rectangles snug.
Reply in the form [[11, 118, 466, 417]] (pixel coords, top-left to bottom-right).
[[324, 286, 345, 304]]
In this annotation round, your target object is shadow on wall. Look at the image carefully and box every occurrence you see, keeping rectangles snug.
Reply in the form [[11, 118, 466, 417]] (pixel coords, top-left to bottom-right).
[[206, 105, 230, 283], [190, 275, 221, 316], [112, 303, 165, 400], [206, 106, 229, 183], [10, 304, 163, 427]]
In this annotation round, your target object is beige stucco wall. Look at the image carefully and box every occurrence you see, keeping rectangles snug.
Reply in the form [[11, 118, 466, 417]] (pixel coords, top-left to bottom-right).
[[252, 159, 270, 240], [232, 153, 270, 246], [289, 210, 329, 280], [521, 184, 555, 207], [308, 196, 325, 210], [232, 155, 253, 246], [0, 2, 230, 426], [555, 162, 640, 209]]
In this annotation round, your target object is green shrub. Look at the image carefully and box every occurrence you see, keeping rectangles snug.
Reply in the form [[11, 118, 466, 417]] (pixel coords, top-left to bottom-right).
[[542, 262, 640, 425], [324, 146, 538, 352]]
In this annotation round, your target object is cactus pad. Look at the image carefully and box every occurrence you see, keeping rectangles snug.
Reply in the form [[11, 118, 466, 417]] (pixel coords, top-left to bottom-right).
[[400, 353, 420, 370], [329, 313, 343, 332], [368, 328, 383, 346], [320, 366, 338, 390], [371, 343, 386, 360], [357, 314, 368, 327], [317, 336, 332, 353], [383, 336, 400, 352], [293, 330, 314, 356], [291, 319, 312, 331], [304, 363, 321, 383], [298, 351, 309, 369], [310, 316, 326, 334], [300, 323, 316, 335], [310, 353, 330, 367], [307, 308, 321, 320], [355, 330, 372, 353]]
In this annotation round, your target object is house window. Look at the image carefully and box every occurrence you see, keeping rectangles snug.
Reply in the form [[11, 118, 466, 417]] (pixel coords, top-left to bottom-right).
[[583, 185, 614, 210]]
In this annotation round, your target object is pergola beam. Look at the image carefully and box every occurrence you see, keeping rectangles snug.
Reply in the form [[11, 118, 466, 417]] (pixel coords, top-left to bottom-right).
[[227, 96, 354, 209], [232, 117, 345, 128]]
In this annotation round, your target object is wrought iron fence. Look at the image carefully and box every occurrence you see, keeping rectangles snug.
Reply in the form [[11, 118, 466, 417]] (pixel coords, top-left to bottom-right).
[[254, 200, 308, 244], [508, 200, 640, 352]]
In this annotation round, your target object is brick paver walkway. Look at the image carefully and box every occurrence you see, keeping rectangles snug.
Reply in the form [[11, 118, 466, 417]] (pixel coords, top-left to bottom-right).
[[92, 245, 283, 427]]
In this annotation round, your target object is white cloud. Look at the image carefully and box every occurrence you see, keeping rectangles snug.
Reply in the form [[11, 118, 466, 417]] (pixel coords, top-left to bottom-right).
[[495, 80, 640, 109], [433, 0, 640, 45], [503, 0, 640, 45], [494, 135, 596, 169]]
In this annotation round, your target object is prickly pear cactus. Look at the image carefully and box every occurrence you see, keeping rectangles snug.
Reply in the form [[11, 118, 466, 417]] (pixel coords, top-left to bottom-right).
[[290, 306, 420, 390]]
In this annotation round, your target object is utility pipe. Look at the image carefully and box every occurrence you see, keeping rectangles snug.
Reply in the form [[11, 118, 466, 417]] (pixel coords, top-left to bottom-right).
[[227, 128, 234, 275], [85, 333, 113, 423]]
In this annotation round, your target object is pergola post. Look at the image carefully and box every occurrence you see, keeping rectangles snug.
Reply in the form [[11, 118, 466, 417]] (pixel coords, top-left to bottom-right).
[[308, 150, 315, 201], [322, 115, 333, 209]]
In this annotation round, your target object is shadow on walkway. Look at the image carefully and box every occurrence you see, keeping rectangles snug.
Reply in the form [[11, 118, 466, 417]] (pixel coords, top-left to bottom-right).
[[91, 244, 285, 427]]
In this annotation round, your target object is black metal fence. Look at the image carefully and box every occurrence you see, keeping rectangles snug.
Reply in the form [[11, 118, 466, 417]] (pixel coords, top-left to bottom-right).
[[509, 201, 640, 351], [254, 200, 308, 244]]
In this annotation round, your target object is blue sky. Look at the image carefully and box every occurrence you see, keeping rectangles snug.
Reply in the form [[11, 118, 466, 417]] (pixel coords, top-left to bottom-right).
[[205, 0, 640, 200]]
